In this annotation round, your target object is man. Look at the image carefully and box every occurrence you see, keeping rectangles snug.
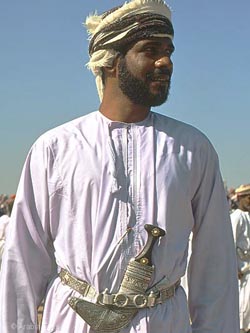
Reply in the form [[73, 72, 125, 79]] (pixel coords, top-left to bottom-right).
[[0, 1, 239, 332], [231, 184, 250, 333]]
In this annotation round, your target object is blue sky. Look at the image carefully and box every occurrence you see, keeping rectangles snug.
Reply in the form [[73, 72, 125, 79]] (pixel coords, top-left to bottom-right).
[[0, 0, 249, 194]]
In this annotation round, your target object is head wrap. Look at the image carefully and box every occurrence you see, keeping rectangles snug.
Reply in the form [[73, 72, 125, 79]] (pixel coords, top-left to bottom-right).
[[235, 184, 250, 197], [84, 0, 174, 100]]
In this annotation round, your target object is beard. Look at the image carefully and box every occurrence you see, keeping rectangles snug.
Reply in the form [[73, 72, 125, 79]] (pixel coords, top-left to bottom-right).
[[118, 56, 171, 107]]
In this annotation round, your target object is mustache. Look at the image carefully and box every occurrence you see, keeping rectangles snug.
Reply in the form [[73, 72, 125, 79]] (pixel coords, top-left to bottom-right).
[[146, 68, 172, 80]]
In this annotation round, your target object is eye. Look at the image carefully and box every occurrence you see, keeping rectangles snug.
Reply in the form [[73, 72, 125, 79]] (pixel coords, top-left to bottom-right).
[[144, 47, 174, 57], [140, 42, 175, 58], [165, 48, 174, 57], [144, 46, 158, 54]]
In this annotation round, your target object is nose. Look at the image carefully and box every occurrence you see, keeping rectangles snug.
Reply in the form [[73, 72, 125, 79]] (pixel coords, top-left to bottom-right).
[[155, 55, 173, 71]]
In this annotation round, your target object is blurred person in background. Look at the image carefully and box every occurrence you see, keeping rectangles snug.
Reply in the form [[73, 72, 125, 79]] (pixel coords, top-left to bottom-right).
[[0, 195, 15, 267], [231, 184, 250, 333], [228, 187, 238, 213]]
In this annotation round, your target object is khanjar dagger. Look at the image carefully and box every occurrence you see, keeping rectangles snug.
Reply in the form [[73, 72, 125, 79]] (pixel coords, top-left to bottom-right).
[[68, 224, 166, 332]]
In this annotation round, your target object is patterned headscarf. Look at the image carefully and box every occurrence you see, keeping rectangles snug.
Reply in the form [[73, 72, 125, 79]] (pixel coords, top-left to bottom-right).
[[85, 0, 174, 100]]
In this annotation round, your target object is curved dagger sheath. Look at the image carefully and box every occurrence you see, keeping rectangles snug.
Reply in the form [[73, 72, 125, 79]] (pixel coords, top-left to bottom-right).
[[68, 224, 165, 332], [118, 224, 165, 295]]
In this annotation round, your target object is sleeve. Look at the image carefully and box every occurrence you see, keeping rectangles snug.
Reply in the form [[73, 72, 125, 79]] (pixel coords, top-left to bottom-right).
[[188, 141, 240, 333], [0, 137, 58, 333], [0, 216, 10, 267], [231, 213, 250, 273], [231, 211, 243, 242], [231, 213, 241, 271]]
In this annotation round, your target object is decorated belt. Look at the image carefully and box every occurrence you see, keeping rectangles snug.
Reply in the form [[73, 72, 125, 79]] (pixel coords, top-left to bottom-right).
[[59, 224, 180, 332], [60, 267, 180, 309]]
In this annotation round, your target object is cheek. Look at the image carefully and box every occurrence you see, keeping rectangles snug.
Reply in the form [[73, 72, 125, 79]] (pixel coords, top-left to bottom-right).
[[128, 63, 143, 77], [127, 57, 152, 77]]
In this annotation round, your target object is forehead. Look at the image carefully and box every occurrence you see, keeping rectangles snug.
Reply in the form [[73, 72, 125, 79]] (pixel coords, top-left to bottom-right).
[[131, 37, 175, 49]]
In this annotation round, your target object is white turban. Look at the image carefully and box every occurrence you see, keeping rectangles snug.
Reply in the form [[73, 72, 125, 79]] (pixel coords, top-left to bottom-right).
[[235, 184, 250, 197]]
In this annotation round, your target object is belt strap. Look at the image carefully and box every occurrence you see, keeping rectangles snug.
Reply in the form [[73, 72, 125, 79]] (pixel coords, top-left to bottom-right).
[[60, 269, 98, 300], [59, 269, 180, 309]]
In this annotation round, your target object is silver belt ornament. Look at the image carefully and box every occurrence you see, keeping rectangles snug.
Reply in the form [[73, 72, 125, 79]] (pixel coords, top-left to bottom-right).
[[237, 246, 250, 261], [61, 224, 169, 332]]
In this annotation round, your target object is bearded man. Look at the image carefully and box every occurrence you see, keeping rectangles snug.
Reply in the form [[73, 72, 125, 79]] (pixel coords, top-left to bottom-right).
[[0, 1, 239, 332]]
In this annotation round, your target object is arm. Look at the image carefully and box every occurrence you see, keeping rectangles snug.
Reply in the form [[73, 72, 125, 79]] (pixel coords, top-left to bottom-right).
[[0, 138, 58, 332], [231, 213, 250, 277], [188, 142, 239, 333]]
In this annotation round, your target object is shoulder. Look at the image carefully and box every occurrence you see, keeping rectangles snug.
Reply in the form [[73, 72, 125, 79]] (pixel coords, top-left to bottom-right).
[[230, 209, 246, 224], [31, 111, 99, 151], [0, 215, 10, 225], [153, 112, 209, 139], [40, 111, 97, 141], [151, 112, 217, 156]]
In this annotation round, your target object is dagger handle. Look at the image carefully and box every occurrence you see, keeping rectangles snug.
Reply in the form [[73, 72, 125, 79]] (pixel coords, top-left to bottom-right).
[[135, 224, 165, 266]]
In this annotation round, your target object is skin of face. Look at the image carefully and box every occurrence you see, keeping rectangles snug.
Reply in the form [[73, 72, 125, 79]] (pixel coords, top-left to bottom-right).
[[238, 194, 250, 212], [118, 38, 175, 107]]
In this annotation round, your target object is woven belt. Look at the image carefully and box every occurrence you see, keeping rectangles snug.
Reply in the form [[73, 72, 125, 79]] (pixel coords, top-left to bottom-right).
[[59, 269, 180, 309]]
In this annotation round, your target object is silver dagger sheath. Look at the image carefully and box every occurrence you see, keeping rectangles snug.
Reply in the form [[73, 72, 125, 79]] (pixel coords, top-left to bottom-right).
[[118, 225, 165, 298], [68, 224, 166, 332]]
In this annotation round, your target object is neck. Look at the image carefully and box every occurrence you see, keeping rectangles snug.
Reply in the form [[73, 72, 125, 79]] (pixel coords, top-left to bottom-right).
[[99, 90, 150, 123]]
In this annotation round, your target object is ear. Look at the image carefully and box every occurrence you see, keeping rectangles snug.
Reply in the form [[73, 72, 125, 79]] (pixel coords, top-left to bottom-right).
[[102, 56, 122, 86], [103, 55, 120, 76]]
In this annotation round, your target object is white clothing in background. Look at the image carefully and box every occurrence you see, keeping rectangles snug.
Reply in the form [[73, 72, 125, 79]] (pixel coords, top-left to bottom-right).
[[231, 209, 250, 330], [0, 215, 10, 267]]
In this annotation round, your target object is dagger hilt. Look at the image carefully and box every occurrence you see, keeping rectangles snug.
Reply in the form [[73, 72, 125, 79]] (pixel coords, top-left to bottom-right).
[[135, 224, 166, 266], [119, 224, 166, 295]]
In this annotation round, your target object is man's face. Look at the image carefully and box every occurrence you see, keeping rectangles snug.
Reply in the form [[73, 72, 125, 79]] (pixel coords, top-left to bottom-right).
[[238, 194, 250, 212], [117, 38, 174, 107]]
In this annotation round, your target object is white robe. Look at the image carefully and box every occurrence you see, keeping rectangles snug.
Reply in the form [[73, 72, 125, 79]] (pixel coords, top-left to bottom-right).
[[0, 215, 10, 267], [0, 111, 239, 333], [231, 209, 250, 330]]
